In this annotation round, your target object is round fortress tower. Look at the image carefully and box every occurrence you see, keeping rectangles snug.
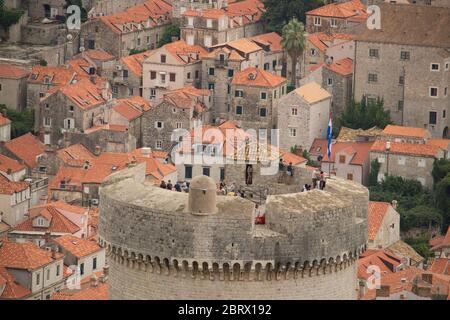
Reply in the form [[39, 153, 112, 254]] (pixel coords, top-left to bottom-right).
[[98, 164, 369, 300]]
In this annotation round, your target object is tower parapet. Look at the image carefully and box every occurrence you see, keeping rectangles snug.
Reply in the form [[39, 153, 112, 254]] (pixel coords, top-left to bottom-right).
[[98, 163, 368, 299]]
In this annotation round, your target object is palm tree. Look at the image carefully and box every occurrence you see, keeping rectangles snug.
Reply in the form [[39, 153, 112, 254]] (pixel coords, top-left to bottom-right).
[[281, 18, 306, 87]]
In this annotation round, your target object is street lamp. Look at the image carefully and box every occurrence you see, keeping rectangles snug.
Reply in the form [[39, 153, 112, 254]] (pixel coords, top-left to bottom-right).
[[385, 141, 391, 176]]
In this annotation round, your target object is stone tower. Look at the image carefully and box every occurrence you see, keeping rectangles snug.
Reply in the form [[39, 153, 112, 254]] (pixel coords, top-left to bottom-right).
[[98, 163, 369, 300], [188, 175, 218, 215]]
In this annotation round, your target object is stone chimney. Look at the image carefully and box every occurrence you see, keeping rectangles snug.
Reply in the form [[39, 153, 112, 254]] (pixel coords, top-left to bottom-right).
[[51, 247, 57, 259], [94, 145, 101, 156], [391, 200, 398, 210], [0, 211, 3, 223], [90, 274, 99, 287]]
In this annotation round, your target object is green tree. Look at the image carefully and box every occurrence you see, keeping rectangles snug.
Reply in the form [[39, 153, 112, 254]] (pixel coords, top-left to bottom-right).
[[0, 7, 24, 29], [158, 24, 180, 48], [432, 158, 450, 185], [434, 173, 450, 231], [0, 105, 34, 138], [337, 97, 391, 131], [368, 159, 380, 186], [262, 0, 323, 34], [281, 18, 306, 87]]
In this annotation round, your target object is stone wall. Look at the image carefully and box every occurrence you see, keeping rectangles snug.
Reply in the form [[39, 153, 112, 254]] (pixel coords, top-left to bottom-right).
[[98, 164, 368, 299]]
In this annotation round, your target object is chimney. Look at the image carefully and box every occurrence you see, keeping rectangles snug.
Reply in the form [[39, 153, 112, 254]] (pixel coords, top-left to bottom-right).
[[51, 247, 57, 259], [90, 274, 99, 287], [44, 231, 51, 244], [0, 212, 3, 223], [94, 145, 101, 156], [391, 200, 398, 210], [102, 265, 109, 280]]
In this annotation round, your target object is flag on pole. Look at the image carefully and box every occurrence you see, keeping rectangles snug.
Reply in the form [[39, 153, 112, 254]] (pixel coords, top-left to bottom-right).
[[327, 113, 333, 159]]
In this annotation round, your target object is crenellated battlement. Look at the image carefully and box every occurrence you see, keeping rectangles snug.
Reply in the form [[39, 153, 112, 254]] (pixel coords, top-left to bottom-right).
[[99, 164, 368, 299]]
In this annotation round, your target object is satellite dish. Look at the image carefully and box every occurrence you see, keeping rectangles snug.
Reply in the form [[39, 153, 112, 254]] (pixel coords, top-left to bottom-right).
[[67, 34, 73, 41]]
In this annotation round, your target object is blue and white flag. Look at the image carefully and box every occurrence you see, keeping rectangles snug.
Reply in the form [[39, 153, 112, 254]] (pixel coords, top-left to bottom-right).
[[327, 113, 333, 159]]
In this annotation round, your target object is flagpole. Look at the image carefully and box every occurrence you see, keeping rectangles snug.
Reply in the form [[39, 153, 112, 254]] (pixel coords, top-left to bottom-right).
[[327, 112, 332, 180]]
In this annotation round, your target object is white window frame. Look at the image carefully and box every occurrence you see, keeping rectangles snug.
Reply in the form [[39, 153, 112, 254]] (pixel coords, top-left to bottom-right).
[[327, 78, 333, 86], [377, 155, 386, 163], [418, 158, 426, 168], [43, 117, 51, 127], [288, 127, 297, 137], [156, 140, 163, 150], [330, 18, 338, 28], [260, 91, 267, 100], [313, 17, 321, 26], [291, 108, 298, 116], [187, 17, 194, 27], [155, 121, 164, 129], [429, 87, 438, 98], [398, 156, 406, 165], [206, 19, 213, 28], [430, 63, 440, 72]]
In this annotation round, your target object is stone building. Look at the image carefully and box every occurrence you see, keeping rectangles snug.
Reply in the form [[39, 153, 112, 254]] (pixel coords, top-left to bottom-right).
[[303, 32, 354, 78], [142, 40, 207, 103], [142, 86, 211, 151], [229, 67, 287, 136], [108, 96, 152, 147], [353, 3, 450, 138], [0, 114, 11, 142], [180, 0, 265, 48], [112, 50, 153, 98], [98, 162, 368, 299], [172, 0, 229, 19], [0, 154, 27, 181], [80, 0, 172, 58], [0, 239, 65, 300], [64, 124, 137, 153], [301, 57, 354, 117], [369, 139, 445, 189], [37, 77, 112, 146], [202, 34, 286, 120], [0, 173, 31, 227], [1, 133, 46, 173], [277, 82, 331, 151], [367, 201, 400, 250], [309, 139, 374, 185], [380, 124, 431, 144], [52, 235, 106, 281], [0, 64, 29, 111], [305, 0, 369, 34], [90, 0, 148, 16]]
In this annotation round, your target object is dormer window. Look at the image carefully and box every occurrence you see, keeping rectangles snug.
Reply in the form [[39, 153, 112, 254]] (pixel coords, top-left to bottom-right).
[[36, 217, 45, 227], [219, 54, 225, 62]]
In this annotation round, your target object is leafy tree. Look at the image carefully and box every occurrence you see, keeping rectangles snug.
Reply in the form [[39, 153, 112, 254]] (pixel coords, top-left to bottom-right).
[[129, 48, 147, 55], [0, 7, 24, 29], [400, 206, 443, 232], [368, 159, 380, 186], [434, 173, 450, 231], [39, 59, 48, 66], [281, 18, 306, 87], [262, 0, 323, 34], [158, 24, 180, 48], [337, 97, 391, 131], [405, 236, 434, 260], [432, 158, 450, 185], [0, 105, 34, 138]]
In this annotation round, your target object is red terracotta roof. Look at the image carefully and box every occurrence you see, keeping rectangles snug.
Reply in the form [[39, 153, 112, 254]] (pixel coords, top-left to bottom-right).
[[429, 258, 449, 275], [0, 239, 63, 271], [0, 153, 26, 174], [358, 249, 402, 280], [430, 227, 450, 251], [0, 173, 29, 195], [14, 206, 81, 235], [147, 40, 207, 65], [307, 32, 354, 53], [380, 266, 425, 295], [280, 151, 307, 166], [112, 96, 151, 121], [120, 50, 153, 76], [309, 139, 373, 165], [324, 57, 353, 76], [28, 65, 77, 86], [427, 139, 450, 150], [162, 86, 209, 111], [0, 113, 11, 126], [371, 140, 441, 157], [50, 77, 110, 110], [4, 133, 45, 168], [231, 67, 286, 87], [83, 49, 115, 61], [56, 144, 96, 167], [52, 281, 108, 300], [98, 0, 172, 34], [0, 267, 31, 299], [0, 64, 30, 79], [368, 201, 391, 241], [382, 125, 429, 139], [307, 0, 368, 19], [53, 235, 102, 259], [84, 124, 128, 133], [250, 32, 283, 52]]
